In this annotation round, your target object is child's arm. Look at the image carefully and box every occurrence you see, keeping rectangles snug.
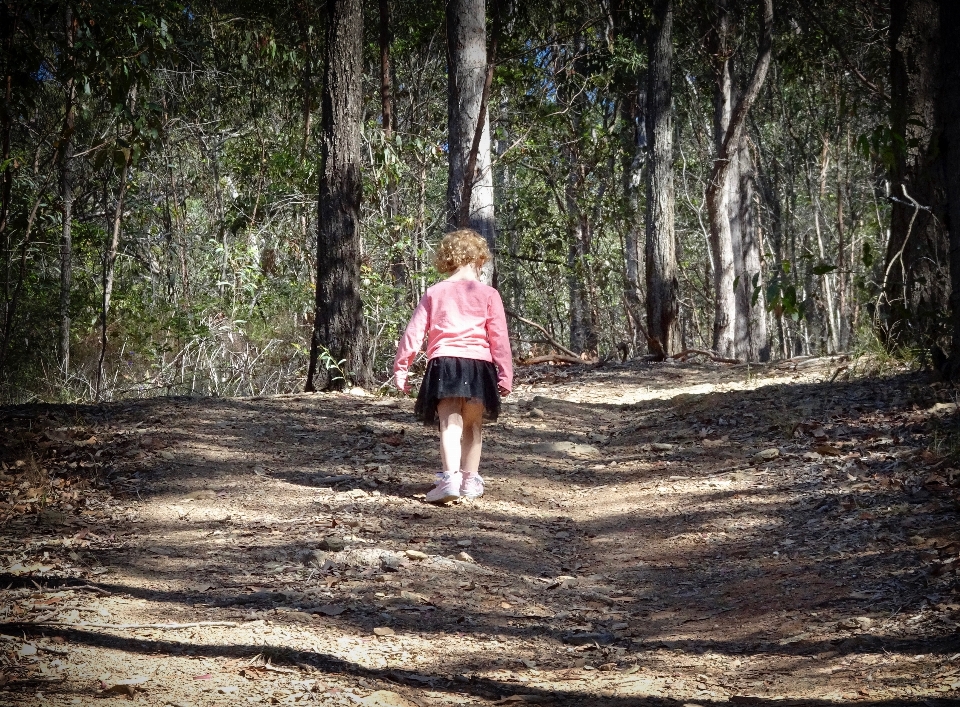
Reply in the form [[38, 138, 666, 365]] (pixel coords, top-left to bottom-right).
[[487, 290, 514, 394], [393, 295, 429, 393]]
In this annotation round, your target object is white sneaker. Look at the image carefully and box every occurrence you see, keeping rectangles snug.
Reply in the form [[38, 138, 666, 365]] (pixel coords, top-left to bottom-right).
[[460, 473, 485, 499], [425, 471, 462, 503]]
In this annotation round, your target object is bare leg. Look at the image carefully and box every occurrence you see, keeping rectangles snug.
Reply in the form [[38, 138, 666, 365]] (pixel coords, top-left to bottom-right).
[[459, 399, 485, 474], [438, 397, 465, 472], [437, 397, 485, 473]]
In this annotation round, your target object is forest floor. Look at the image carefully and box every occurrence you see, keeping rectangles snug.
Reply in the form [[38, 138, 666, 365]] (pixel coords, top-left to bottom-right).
[[2, 356, 960, 707]]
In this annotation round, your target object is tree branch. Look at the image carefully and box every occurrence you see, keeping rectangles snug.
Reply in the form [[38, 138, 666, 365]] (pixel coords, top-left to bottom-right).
[[505, 308, 581, 360], [798, 3, 888, 102]]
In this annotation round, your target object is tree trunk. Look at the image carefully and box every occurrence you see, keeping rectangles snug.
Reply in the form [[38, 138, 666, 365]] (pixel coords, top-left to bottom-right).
[[565, 160, 597, 356], [58, 5, 76, 377], [615, 4, 646, 354], [706, 0, 773, 360], [942, 0, 960, 373], [738, 141, 769, 360], [98, 87, 137, 400], [622, 110, 645, 354], [708, 0, 738, 359], [884, 0, 945, 347], [379, 0, 405, 287], [644, 0, 679, 359], [306, 0, 368, 391], [446, 0, 496, 284]]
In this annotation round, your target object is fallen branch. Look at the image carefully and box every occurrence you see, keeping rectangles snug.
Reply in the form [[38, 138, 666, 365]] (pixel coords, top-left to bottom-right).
[[670, 349, 740, 364], [504, 309, 581, 360], [29, 620, 239, 631], [520, 354, 590, 366]]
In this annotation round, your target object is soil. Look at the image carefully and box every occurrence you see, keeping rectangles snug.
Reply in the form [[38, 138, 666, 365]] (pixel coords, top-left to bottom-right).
[[2, 356, 960, 706]]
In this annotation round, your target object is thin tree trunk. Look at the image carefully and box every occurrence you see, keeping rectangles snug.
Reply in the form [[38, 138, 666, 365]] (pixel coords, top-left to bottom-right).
[[0, 194, 42, 379], [446, 0, 496, 284], [622, 119, 645, 353], [97, 87, 137, 399], [306, 0, 367, 392], [836, 135, 849, 350], [379, 0, 405, 286], [560, 36, 597, 356], [644, 0, 679, 359], [706, 0, 773, 360], [58, 5, 76, 377]]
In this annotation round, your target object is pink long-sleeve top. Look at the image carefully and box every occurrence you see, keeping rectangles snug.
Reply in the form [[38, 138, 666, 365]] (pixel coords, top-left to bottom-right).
[[393, 279, 513, 394]]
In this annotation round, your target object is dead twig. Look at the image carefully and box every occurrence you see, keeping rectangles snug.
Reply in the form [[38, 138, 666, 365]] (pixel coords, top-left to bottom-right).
[[30, 620, 239, 630]]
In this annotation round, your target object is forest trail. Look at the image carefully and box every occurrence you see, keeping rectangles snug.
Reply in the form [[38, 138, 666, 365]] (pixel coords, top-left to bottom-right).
[[2, 359, 960, 706]]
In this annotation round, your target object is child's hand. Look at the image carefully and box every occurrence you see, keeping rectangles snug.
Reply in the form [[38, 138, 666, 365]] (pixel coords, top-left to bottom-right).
[[498, 386, 509, 397]]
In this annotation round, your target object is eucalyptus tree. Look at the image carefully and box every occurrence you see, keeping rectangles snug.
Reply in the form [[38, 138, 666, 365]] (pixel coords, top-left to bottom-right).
[[307, 0, 368, 390], [705, 0, 773, 361], [644, 0, 679, 358], [446, 0, 497, 284]]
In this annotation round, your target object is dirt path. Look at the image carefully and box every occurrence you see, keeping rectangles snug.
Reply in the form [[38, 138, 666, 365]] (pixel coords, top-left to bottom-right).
[[2, 358, 960, 706]]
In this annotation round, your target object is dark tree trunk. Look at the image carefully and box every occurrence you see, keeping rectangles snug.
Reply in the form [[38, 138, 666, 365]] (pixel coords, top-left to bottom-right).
[[446, 0, 496, 284], [613, 2, 646, 354], [622, 95, 645, 353], [306, 0, 368, 392], [565, 159, 597, 357], [706, 0, 773, 360], [942, 0, 960, 372], [59, 5, 76, 377], [644, 0, 678, 359], [884, 0, 945, 346]]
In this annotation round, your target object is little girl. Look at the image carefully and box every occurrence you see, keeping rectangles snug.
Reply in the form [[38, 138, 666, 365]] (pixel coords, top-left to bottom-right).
[[393, 228, 513, 503]]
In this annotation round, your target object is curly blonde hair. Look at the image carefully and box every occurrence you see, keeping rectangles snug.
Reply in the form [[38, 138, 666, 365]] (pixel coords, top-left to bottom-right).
[[434, 228, 491, 274]]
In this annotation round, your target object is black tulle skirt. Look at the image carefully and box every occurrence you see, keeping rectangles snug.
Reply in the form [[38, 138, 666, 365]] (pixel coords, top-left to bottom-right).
[[414, 356, 501, 425]]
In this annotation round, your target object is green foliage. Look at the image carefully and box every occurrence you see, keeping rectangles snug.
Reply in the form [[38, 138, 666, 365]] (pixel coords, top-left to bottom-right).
[[0, 0, 903, 400]]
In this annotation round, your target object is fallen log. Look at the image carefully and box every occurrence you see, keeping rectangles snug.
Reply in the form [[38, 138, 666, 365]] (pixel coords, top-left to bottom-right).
[[670, 348, 741, 364], [520, 354, 591, 366]]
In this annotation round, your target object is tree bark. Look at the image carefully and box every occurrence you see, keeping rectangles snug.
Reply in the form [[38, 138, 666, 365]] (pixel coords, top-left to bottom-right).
[[706, 0, 773, 360], [58, 5, 76, 377], [737, 140, 769, 360], [306, 0, 368, 391], [644, 0, 679, 359], [942, 0, 960, 373], [884, 0, 945, 346], [446, 0, 496, 284]]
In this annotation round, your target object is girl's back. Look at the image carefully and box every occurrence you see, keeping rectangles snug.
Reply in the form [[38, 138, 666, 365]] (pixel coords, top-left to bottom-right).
[[421, 279, 502, 358]]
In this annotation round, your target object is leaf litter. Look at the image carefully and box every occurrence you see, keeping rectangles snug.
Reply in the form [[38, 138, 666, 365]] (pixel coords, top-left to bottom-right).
[[0, 357, 959, 704]]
